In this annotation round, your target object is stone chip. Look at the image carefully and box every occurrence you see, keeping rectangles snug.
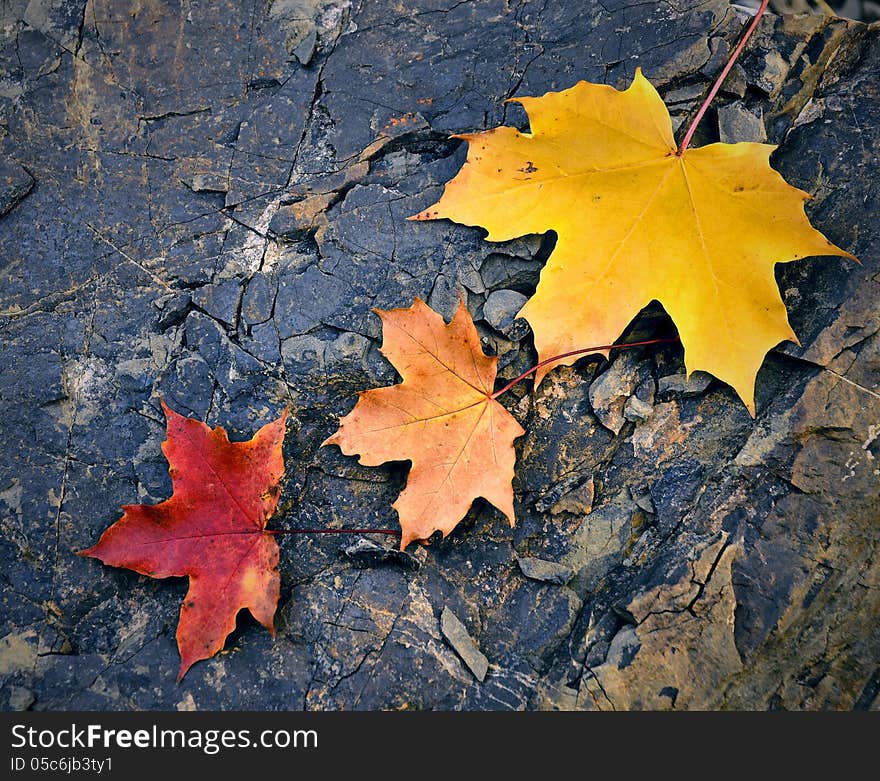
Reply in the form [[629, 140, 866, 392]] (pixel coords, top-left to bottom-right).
[[441, 606, 489, 682], [517, 556, 574, 586], [717, 102, 767, 143]]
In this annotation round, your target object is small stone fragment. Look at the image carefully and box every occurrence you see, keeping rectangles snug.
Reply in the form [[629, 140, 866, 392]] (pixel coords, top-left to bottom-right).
[[624, 395, 653, 423], [754, 50, 789, 96], [410, 545, 429, 566], [721, 64, 747, 98], [480, 253, 541, 291], [154, 293, 192, 330], [189, 173, 228, 193], [483, 289, 528, 337], [293, 31, 318, 66], [630, 487, 656, 515], [441, 606, 489, 682], [426, 274, 460, 319], [550, 477, 595, 516], [791, 98, 826, 131], [517, 556, 574, 586], [701, 37, 730, 79], [244, 321, 282, 363], [717, 102, 767, 144], [269, 194, 333, 239], [241, 273, 274, 325], [589, 352, 651, 434], [657, 371, 713, 399], [624, 377, 655, 423], [663, 83, 704, 105], [247, 76, 281, 92], [343, 537, 422, 572]]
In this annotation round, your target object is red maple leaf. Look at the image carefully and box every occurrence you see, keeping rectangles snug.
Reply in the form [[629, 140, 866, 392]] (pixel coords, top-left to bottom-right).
[[81, 402, 288, 681]]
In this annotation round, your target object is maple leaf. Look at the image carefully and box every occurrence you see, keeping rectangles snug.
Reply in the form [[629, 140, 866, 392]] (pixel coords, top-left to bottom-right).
[[411, 70, 856, 413], [80, 402, 288, 681], [323, 298, 525, 549]]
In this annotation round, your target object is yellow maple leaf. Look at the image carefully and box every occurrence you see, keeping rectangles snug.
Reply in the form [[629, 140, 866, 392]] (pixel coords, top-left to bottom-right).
[[411, 70, 856, 413], [323, 298, 525, 549]]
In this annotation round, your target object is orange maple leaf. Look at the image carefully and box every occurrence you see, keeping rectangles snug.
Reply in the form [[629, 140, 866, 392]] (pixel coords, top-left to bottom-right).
[[412, 70, 856, 413], [323, 298, 525, 549], [81, 402, 287, 681]]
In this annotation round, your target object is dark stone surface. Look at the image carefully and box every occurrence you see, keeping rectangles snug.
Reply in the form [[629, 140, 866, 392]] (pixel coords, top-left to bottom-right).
[[0, 160, 34, 216], [0, 1, 877, 710]]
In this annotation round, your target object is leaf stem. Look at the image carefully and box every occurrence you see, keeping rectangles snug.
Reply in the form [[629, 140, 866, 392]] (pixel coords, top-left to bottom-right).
[[676, 0, 770, 155], [266, 528, 399, 536], [490, 337, 680, 399]]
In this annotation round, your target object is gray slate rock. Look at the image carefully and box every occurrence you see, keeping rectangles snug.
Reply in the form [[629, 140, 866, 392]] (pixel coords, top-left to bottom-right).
[[630, 487, 656, 515], [154, 293, 192, 331], [657, 371, 714, 399], [517, 556, 574, 586], [483, 289, 528, 337], [293, 30, 318, 66], [188, 173, 228, 193], [480, 253, 542, 292], [241, 273, 274, 325], [718, 102, 767, 143], [624, 377, 656, 423], [589, 351, 653, 434], [549, 477, 595, 516], [624, 395, 653, 423], [441, 607, 489, 682]]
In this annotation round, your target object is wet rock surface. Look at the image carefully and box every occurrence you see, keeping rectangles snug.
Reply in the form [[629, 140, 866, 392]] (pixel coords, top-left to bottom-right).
[[0, 0, 877, 710]]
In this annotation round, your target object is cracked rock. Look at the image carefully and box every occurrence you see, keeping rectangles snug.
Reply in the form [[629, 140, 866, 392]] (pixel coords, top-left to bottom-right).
[[269, 196, 332, 239], [241, 273, 275, 325], [755, 50, 789, 96], [192, 278, 241, 328], [1, 0, 877, 713], [6, 685, 35, 711], [664, 83, 705, 105], [154, 293, 192, 331], [624, 378, 656, 423], [630, 487, 656, 515], [188, 173, 228, 193]]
